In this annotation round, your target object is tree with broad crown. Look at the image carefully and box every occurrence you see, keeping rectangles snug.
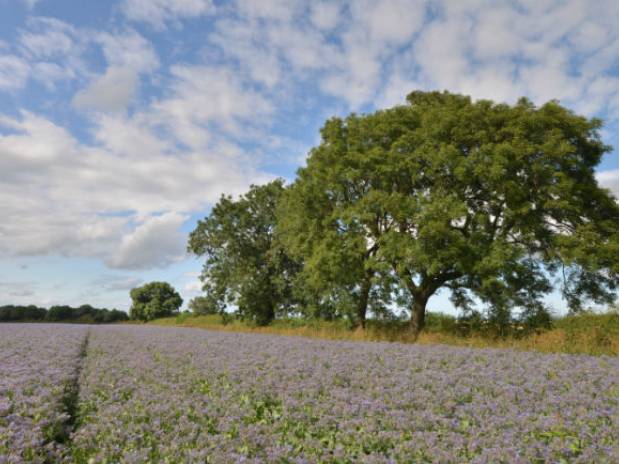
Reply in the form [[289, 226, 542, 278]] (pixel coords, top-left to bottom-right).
[[278, 90, 619, 337], [188, 180, 301, 326], [129, 281, 183, 321]]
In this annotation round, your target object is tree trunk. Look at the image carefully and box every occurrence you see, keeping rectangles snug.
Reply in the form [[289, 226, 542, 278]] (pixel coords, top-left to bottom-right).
[[356, 271, 373, 329], [410, 296, 428, 338]]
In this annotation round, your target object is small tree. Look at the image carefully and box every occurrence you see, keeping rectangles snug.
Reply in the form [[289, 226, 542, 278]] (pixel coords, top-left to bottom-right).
[[129, 282, 183, 321]]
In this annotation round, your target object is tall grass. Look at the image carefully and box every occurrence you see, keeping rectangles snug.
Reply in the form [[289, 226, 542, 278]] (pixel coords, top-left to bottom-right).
[[146, 311, 619, 356]]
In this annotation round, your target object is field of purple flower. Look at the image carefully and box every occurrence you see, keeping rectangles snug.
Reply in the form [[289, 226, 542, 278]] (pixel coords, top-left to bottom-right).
[[0, 324, 88, 463], [1, 324, 618, 463]]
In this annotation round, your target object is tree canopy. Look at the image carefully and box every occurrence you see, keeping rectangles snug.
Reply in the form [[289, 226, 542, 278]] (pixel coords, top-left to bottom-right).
[[0, 304, 128, 323], [188, 180, 301, 325], [279, 91, 619, 335], [129, 282, 183, 321], [187, 91, 619, 334], [188, 296, 219, 316]]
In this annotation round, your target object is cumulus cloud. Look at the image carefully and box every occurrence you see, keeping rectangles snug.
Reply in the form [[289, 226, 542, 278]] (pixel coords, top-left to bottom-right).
[[212, 0, 619, 113], [4, 0, 619, 280], [73, 67, 140, 111], [151, 65, 273, 147], [309, 1, 341, 31], [207, 0, 427, 107], [107, 213, 187, 270], [0, 107, 271, 267], [0, 20, 276, 270], [73, 30, 158, 111], [392, 0, 619, 112], [121, 0, 214, 28]]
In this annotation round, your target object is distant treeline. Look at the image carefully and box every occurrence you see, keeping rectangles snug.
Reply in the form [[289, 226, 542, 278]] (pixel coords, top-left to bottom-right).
[[0, 304, 129, 323]]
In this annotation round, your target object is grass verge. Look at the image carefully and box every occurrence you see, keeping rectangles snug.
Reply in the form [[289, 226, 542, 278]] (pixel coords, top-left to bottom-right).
[[143, 312, 619, 356]]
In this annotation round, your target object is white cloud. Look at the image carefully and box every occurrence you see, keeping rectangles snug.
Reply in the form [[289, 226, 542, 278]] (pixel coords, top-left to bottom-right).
[[183, 279, 202, 293], [0, 55, 30, 90], [0, 280, 37, 298], [15, 17, 88, 90], [19, 17, 79, 58], [209, 20, 283, 88], [31, 62, 76, 89], [369, 0, 619, 116], [377, 73, 423, 108], [349, 0, 425, 44], [4, 0, 619, 279], [208, 0, 426, 108], [597, 169, 619, 199], [316, 0, 426, 107], [310, 1, 340, 31], [234, 0, 301, 22], [208, 8, 338, 91], [73, 67, 139, 111], [97, 29, 159, 70], [93, 112, 172, 156], [151, 65, 273, 147], [472, 7, 522, 61], [413, 18, 472, 91], [121, 0, 214, 28], [204, 0, 619, 114], [73, 30, 158, 111], [107, 213, 188, 269], [0, 108, 272, 267], [92, 275, 143, 292]]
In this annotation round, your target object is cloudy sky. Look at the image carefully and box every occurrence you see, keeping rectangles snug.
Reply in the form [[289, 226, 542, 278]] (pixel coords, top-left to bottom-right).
[[1, 0, 619, 313]]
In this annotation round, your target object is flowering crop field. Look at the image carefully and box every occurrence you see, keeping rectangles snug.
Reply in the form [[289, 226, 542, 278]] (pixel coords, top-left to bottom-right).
[[1, 324, 618, 463], [0, 324, 88, 463]]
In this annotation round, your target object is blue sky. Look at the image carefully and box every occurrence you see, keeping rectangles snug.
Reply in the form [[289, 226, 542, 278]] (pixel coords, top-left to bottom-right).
[[1, 0, 619, 314]]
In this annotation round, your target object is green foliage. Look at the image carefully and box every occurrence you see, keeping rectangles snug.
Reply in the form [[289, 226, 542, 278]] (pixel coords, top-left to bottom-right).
[[553, 309, 619, 336], [175, 312, 193, 324], [188, 296, 219, 315], [188, 180, 301, 326], [424, 312, 458, 333], [279, 90, 619, 334], [455, 305, 553, 338], [0, 305, 47, 321], [129, 282, 183, 321], [46, 305, 75, 321], [0, 304, 128, 323]]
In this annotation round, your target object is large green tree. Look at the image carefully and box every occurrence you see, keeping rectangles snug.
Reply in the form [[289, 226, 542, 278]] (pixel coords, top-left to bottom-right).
[[129, 282, 183, 321], [280, 91, 619, 336], [278, 110, 405, 327], [188, 180, 300, 325]]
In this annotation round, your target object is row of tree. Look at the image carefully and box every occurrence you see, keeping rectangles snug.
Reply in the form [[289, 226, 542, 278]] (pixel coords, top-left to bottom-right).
[[0, 304, 129, 323], [187, 91, 619, 336]]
